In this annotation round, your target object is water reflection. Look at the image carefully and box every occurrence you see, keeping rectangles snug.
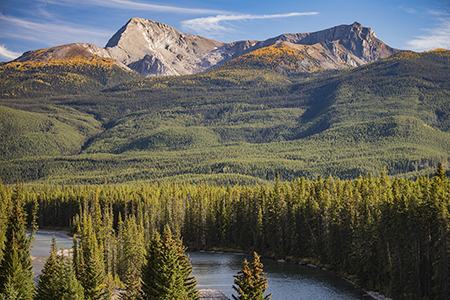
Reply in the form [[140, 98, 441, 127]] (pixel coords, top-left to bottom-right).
[[30, 231, 373, 300], [189, 251, 371, 300], [30, 230, 73, 278]]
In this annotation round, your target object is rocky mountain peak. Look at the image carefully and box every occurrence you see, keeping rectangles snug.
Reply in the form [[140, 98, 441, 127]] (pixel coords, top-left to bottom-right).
[[106, 18, 183, 49], [104, 17, 224, 76], [338, 22, 390, 62], [263, 21, 395, 64], [5, 18, 398, 77]]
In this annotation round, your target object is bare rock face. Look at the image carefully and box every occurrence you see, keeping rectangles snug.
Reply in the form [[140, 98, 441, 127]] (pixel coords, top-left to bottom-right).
[[8, 19, 399, 77], [104, 19, 398, 76], [128, 54, 179, 77], [227, 21, 398, 70], [105, 17, 225, 77]]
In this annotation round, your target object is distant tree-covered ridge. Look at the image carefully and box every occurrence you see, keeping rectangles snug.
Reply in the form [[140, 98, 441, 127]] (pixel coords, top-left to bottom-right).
[[0, 165, 449, 300], [0, 50, 449, 184], [0, 54, 141, 98]]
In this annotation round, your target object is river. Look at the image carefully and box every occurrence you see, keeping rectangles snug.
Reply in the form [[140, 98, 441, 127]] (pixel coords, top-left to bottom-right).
[[30, 230, 378, 300]]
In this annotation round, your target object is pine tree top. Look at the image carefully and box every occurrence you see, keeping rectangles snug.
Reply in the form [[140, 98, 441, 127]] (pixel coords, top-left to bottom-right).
[[232, 252, 271, 300]]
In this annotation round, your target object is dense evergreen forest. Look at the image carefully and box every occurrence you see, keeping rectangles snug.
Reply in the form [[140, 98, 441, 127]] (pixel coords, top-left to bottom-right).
[[0, 165, 448, 299]]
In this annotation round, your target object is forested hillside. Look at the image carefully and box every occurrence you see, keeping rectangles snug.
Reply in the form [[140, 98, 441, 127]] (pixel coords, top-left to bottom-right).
[[0, 54, 140, 98], [1, 49, 450, 299], [0, 49, 449, 184]]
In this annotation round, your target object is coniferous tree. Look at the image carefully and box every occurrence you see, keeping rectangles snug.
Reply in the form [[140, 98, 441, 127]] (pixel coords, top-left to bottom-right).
[[36, 237, 85, 300], [58, 257, 85, 300], [36, 236, 61, 300], [141, 225, 199, 300], [119, 216, 146, 300], [232, 252, 271, 300], [141, 230, 163, 299], [435, 162, 447, 180], [74, 212, 106, 300], [0, 183, 9, 263], [0, 236, 27, 300], [0, 205, 35, 300], [0, 280, 21, 300]]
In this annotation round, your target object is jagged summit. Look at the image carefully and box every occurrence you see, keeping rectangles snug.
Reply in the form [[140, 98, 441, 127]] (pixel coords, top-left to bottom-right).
[[103, 19, 398, 76], [216, 21, 397, 72], [275, 21, 374, 45], [293, 21, 389, 62], [256, 21, 393, 62], [5, 18, 399, 77], [105, 18, 178, 48], [104, 17, 224, 76]]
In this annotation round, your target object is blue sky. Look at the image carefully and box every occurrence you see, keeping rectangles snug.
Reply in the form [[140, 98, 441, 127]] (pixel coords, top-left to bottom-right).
[[0, 0, 449, 61]]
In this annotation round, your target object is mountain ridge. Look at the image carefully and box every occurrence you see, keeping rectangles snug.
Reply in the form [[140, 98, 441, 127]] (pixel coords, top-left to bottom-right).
[[0, 46, 449, 184], [6, 18, 399, 77]]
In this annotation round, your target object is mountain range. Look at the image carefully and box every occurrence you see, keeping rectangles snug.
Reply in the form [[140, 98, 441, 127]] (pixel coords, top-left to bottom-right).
[[0, 18, 449, 185], [8, 18, 398, 77]]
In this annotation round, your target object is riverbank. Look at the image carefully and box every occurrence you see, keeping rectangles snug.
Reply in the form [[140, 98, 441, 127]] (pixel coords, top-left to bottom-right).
[[277, 259, 393, 300], [32, 230, 390, 300], [191, 249, 393, 300], [364, 291, 392, 300], [200, 289, 229, 300], [32, 229, 72, 239]]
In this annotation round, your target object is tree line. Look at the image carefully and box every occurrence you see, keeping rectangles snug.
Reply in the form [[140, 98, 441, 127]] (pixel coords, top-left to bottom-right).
[[0, 164, 449, 299]]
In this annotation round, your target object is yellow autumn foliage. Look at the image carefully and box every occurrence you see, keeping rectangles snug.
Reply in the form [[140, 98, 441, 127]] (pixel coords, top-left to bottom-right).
[[422, 49, 449, 53], [0, 55, 116, 73], [0, 53, 140, 97], [222, 43, 321, 74]]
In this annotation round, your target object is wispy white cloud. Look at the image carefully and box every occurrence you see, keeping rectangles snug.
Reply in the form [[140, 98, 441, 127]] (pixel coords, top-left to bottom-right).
[[427, 9, 450, 16], [0, 13, 112, 47], [181, 12, 319, 36], [37, 0, 228, 14], [37, 6, 56, 20], [398, 5, 417, 14], [0, 45, 22, 60], [407, 18, 450, 51]]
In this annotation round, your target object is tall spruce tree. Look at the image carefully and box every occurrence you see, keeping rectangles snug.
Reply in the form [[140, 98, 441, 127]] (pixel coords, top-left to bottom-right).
[[232, 252, 271, 300], [0, 205, 35, 300], [435, 162, 447, 180], [74, 212, 106, 300], [36, 236, 61, 300], [0, 236, 27, 300], [0, 179, 10, 263], [119, 216, 146, 300], [36, 237, 85, 300], [58, 257, 85, 300], [141, 225, 199, 300]]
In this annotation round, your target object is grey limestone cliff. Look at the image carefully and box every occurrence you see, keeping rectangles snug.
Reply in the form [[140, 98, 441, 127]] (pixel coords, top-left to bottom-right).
[[105, 17, 225, 76], [104, 19, 398, 76]]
